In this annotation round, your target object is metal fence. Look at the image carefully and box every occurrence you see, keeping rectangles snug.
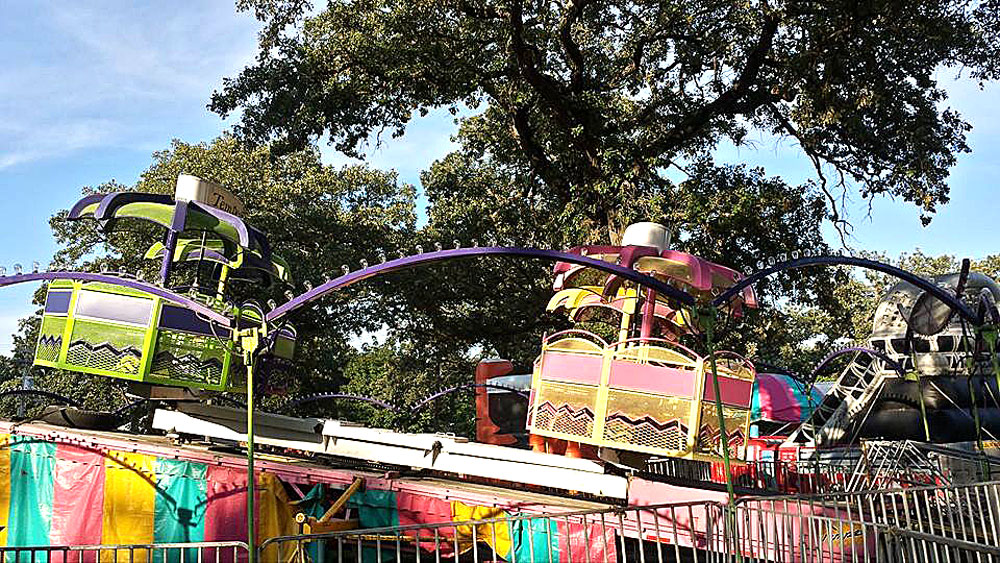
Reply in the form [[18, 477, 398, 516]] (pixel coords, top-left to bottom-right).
[[725, 499, 1000, 563], [647, 442, 1000, 496], [256, 496, 1000, 563], [0, 541, 250, 563], [644, 457, 862, 495], [3, 501, 999, 563], [258, 501, 728, 563], [742, 479, 1000, 548]]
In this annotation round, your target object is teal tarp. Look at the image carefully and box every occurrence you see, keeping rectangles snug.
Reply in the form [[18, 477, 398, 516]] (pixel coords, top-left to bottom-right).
[[8, 436, 56, 562], [297, 483, 327, 561], [347, 489, 398, 528], [347, 490, 398, 562], [154, 459, 207, 563], [512, 517, 560, 563]]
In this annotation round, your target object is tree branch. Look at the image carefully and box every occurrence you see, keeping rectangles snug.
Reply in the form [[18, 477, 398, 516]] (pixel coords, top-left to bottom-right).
[[559, 0, 594, 93], [507, 0, 604, 178], [641, 12, 780, 158], [509, 103, 569, 191], [766, 103, 854, 247]]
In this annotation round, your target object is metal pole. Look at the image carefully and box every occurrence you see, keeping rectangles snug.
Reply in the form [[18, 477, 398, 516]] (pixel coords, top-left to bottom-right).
[[160, 230, 179, 285], [246, 356, 256, 563], [17, 363, 31, 419], [701, 308, 737, 504], [239, 327, 262, 563], [699, 306, 742, 562]]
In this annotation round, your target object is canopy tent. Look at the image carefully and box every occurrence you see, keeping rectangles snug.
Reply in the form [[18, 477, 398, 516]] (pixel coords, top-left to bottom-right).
[[750, 373, 826, 436]]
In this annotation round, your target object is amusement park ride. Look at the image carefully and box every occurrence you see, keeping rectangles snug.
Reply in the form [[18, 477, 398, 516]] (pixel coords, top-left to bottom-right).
[[4, 175, 1000, 560]]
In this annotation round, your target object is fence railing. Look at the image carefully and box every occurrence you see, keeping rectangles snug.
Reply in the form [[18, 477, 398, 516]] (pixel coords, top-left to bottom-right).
[[0, 541, 250, 563], [741, 479, 1000, 549], [3, 500, 999, 563], [646, 441, 1000, 496], [256, 494, 1000, 563], [645, 455, 960, 497], [645, 457, 867, 495], [725, 500, 1000, 563], [258, 500, 728, 563]]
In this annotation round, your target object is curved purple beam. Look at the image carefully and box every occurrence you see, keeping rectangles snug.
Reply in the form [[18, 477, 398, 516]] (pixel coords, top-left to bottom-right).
[[0, 271, 233, 327], [809, 346, 906, 381], [267, 246, 696, 323], [284, 393, 398, 411], [711, 255, 978, 325], [409, 383, 530, 412]]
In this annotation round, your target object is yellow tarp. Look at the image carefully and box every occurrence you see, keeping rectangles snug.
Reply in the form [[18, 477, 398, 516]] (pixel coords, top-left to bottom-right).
[[0, 433, 9, 547], [257, 472, 298, 562], [102, 450, 157, 562], [451, 501, 512, 559]]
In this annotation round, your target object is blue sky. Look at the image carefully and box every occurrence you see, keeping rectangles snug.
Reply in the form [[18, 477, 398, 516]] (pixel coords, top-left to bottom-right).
[[0, 3, 997, 353]]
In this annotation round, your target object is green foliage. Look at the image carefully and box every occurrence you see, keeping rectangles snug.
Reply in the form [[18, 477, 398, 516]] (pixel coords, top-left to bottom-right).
[[214, 0, 1000, 234], [324, 342, 477, 435], [204, 0, 1000, 389], [414, 151, 842, 371]]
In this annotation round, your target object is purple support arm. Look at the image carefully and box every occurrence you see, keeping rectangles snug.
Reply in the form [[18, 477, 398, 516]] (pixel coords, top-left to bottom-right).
[[188, 201, 257, 254], [89, 192, 175, 221], [712, 255, 979, 325], [266, 246, 697, 323], [160, 200, 189, 285], [0, 271, 233, 327], [67, 194, 108, 219]]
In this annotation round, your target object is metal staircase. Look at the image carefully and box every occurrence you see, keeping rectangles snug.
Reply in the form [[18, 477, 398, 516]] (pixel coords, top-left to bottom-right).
[[788, 352, 891, 446]]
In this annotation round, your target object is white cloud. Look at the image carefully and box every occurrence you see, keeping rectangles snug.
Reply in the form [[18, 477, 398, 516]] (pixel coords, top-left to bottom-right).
[[0, 118, 119, 170], [48, 3, 260, 102], [0, 2, 262, 170]]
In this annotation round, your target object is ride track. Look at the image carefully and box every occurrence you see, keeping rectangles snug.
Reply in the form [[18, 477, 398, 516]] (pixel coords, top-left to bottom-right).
[[0, 248, 982, 404], [712, 254, 979, 324]]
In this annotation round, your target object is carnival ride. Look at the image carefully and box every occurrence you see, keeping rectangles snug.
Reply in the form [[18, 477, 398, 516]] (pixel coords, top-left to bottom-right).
[[4, 176, 1000, 561]]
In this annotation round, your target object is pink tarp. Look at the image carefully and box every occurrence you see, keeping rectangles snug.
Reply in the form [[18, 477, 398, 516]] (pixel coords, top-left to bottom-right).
[[50, 444, 105, 563], [203, 465, 248, 563], [396, 491, 455, 554], [751, 373, 825, 423]]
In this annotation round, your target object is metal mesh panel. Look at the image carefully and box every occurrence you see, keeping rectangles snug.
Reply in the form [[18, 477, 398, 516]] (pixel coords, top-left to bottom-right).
[[65, 341, 142, 374], [63, 320, 145, 375], [68, 319, 145, 352], [603, 417, 686, 453], [601, 388, 690, 453], [35, 316, 65, 363], [549, 408, 593, 437], [696, 403, 749, 458], [150, 330, 226, 386], [531, 381, 596, 439]]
